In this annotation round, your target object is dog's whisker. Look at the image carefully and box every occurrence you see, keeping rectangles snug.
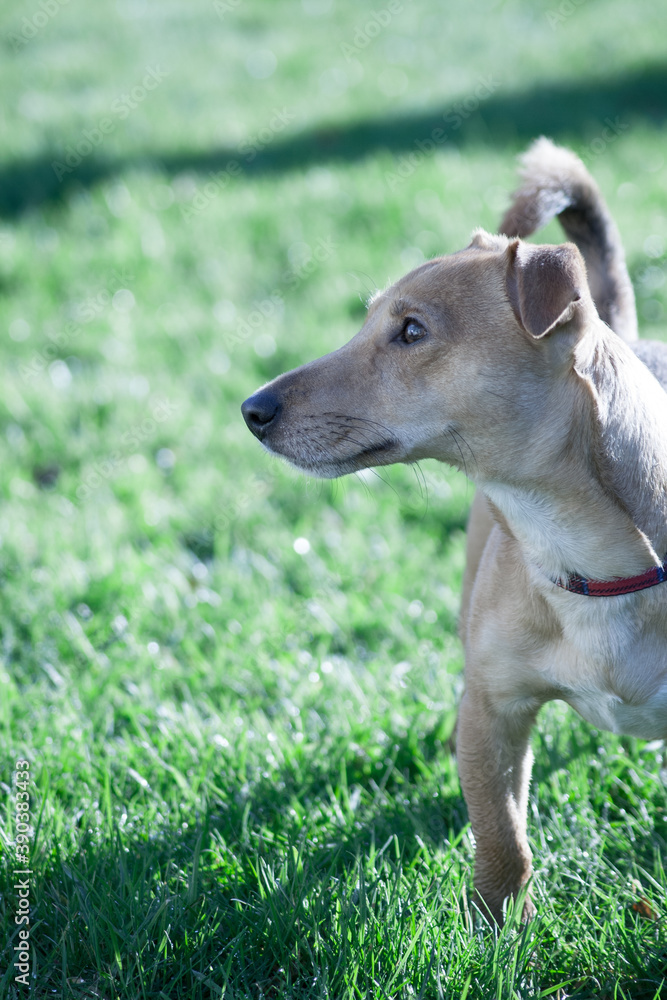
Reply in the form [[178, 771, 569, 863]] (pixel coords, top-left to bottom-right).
[[346, 269, 380, 304], [367, 467, 400, 498], [352, 470, 374, 500], [318, 413, 397, 436], [311, 418, 392, 454], [451, 428, 477, 470], [345, 416, 397, 436], [338, 436, 374, 451], [448, 429, 468, 478], [411, 461, 429, 516]]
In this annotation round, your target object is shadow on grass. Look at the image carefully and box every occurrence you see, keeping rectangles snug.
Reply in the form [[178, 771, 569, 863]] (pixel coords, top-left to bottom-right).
[[16, 804, 468, 997], [19, 766, 667, 998], [5, 736, 467, 996], [2, 64, 667, 218], [7, 721, 667, 996]]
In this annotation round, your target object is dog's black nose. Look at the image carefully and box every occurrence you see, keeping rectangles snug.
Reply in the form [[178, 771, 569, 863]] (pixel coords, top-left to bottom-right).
[[241, 390, 281, 440]]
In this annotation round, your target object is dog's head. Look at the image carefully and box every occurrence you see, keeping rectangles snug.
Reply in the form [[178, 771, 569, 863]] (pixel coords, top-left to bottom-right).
[[241, 231, 596, 481]]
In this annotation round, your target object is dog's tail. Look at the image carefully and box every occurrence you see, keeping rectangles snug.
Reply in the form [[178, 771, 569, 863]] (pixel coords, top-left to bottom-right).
[[499, 137, 637, 342]]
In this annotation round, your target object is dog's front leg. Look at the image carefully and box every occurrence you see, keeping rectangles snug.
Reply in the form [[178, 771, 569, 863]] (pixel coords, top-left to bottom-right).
[[457, 688, 538, 924]]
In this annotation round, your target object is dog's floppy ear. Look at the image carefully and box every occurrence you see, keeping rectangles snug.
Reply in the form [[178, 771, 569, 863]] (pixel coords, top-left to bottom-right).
[[506, 239, 586, 339]]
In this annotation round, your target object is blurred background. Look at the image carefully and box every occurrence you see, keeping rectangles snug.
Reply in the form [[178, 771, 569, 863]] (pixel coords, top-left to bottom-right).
[[1, 0, 667, 996]]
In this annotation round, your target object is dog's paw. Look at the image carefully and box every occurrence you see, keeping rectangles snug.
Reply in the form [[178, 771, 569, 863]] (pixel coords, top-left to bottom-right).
[[471, 886, 536, 928]]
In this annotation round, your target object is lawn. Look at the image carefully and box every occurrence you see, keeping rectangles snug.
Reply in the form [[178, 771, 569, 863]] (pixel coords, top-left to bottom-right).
[[1, 0, 667, 996]]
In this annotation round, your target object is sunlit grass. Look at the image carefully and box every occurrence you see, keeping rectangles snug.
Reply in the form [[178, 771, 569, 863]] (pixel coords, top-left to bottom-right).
[[1, 0, 667, 996]]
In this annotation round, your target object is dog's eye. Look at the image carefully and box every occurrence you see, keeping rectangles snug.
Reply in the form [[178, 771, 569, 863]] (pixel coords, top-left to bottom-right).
[[400, 319, 426, 344]]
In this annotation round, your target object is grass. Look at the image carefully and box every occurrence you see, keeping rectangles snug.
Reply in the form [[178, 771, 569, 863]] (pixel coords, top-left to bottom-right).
[[1, 0, 667, 996]]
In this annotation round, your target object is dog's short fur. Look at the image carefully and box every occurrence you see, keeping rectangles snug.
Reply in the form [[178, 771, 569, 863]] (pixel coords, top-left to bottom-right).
[[242, 139, 667, 924]]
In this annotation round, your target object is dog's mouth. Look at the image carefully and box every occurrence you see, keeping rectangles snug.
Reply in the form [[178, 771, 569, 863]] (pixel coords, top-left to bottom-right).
[[353, 438, 398, 459], [330, 437, 402, 474], [265, 432, 403, 479]]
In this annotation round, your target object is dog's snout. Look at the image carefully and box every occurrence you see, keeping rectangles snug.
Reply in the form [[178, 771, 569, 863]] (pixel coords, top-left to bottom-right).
[[241, 390, 281, 440]]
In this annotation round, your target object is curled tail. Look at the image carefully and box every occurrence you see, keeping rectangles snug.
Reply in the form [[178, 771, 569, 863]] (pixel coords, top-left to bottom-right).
[[499, 137, 637, 342]]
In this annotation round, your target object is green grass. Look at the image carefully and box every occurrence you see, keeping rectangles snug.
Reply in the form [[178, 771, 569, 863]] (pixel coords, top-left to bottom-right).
[[1, 0, 667, 996]]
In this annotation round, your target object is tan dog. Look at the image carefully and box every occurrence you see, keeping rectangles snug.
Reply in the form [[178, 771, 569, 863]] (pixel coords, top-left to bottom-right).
[[242, 139, 667, 924]]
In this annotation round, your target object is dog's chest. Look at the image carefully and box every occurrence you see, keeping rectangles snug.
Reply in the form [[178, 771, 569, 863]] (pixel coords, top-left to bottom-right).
[[565, 685, 667, 739], [545, 595, 667, 739]]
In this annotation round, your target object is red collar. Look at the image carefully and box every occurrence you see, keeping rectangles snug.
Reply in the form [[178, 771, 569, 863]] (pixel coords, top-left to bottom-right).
[[555, 555, 667, 596]]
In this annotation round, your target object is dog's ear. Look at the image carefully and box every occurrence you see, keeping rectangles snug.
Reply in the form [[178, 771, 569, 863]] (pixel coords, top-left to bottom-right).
[[506, 240, 586, 339]]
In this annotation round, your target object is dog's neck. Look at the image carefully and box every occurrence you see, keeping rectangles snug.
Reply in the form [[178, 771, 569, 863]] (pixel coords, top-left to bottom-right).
[[480, 328, 667, 582]]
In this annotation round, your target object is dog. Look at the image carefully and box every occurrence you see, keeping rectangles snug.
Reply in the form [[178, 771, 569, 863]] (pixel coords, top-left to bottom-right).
[[241, 139, 667, 924]]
